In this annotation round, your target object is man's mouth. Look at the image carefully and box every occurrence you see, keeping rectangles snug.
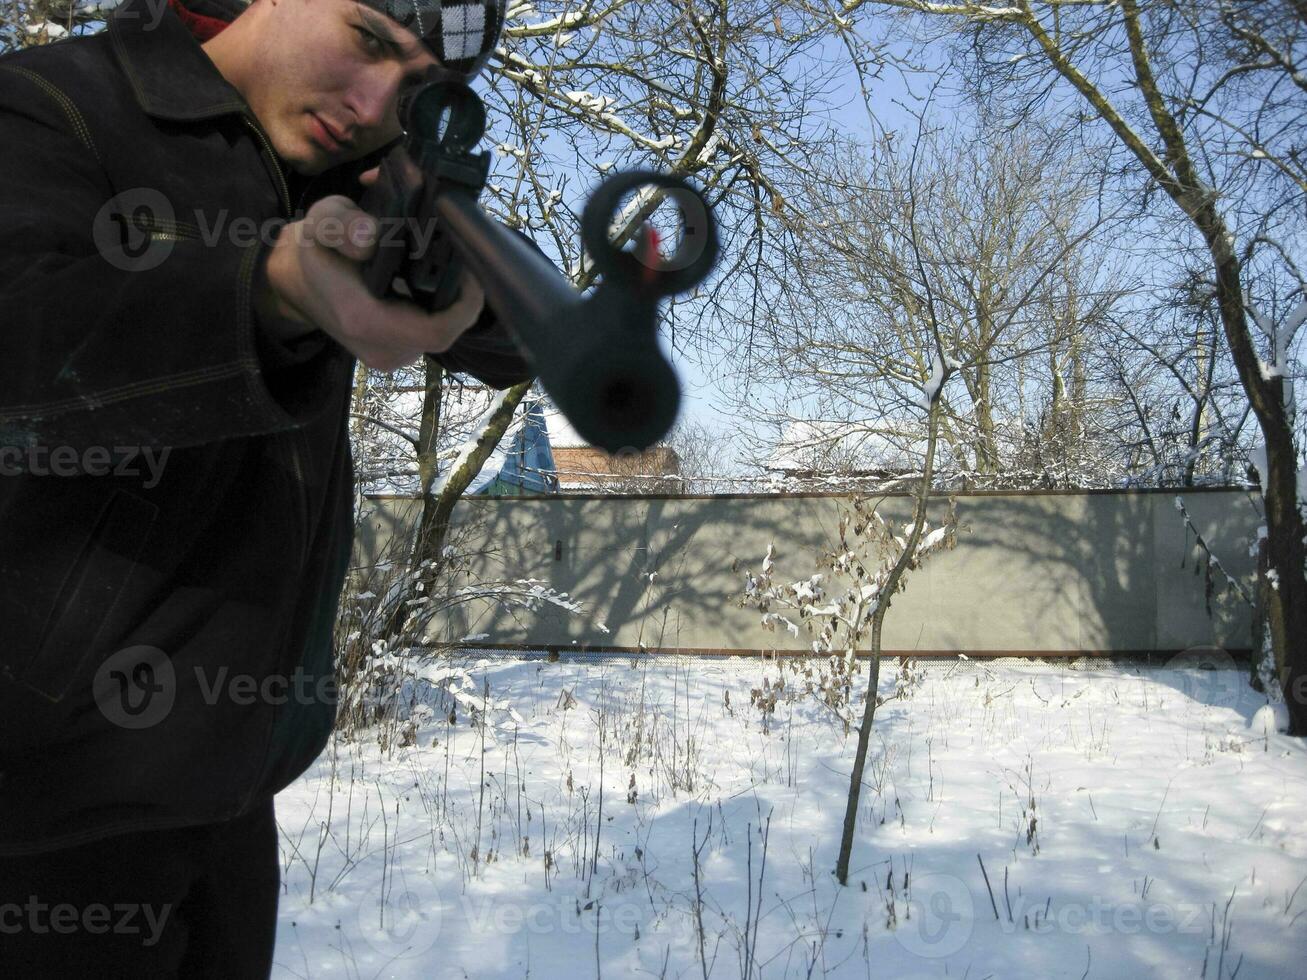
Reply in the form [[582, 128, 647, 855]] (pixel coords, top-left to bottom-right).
[[309, 114, 351, 154]]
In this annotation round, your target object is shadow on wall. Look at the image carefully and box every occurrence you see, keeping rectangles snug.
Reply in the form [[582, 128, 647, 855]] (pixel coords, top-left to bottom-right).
[[379, 494, 830, 651], [351, 488, 1262, 657], [931, 489, 1260, 657]]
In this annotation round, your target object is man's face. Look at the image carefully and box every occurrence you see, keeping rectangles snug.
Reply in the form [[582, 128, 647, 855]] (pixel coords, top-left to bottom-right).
[[241, 0, 441, 175]]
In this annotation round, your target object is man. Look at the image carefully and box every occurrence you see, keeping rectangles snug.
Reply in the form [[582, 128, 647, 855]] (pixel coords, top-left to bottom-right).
[[0, 0, 529, 973]]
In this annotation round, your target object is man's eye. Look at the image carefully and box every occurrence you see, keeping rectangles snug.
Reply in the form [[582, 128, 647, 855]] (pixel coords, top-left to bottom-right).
[[354, 26, 385, 54]]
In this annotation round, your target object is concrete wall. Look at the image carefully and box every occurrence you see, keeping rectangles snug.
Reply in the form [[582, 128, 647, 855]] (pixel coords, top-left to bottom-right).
[[353, 488, 1262, 655]]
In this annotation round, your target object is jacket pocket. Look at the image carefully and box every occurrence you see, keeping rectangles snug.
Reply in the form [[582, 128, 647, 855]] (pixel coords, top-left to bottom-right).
[[23, 489, 158, 704]]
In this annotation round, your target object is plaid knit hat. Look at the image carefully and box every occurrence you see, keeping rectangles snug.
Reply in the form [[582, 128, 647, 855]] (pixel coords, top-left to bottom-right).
[[358, 0, 507, 77]]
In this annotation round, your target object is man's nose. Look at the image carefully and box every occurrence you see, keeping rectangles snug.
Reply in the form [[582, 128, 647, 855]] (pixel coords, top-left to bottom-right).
[[348, 74, 401, 133]]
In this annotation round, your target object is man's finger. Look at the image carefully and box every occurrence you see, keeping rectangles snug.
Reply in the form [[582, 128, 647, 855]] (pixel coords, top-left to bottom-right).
[[443, 269, 485, 325], [421, 269, 485, 352], [357, 269, 485, 354], [300, 195, 378, 262]]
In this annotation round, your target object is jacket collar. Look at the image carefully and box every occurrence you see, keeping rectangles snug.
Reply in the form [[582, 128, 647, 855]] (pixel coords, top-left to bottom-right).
[[106, 0, 402, 203], [109, 0, 250, 121]]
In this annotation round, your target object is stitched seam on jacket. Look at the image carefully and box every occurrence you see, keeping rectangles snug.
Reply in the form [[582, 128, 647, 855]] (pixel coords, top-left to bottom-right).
[[0, 362, 256, 420], [0, 66, 100, 164]]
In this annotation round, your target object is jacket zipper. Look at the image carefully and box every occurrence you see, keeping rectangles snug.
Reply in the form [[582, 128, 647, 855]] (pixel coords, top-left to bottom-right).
[[241, 114, 292, 216], [234, 110, 314, 818], [242, 113, 309, 571]]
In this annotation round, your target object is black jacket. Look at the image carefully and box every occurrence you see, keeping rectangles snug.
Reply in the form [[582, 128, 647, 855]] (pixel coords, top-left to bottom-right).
[[0, 0, 529, 855]]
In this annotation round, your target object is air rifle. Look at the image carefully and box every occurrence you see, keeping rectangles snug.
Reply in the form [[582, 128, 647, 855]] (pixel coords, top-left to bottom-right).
[[359, 68, 719, 454]]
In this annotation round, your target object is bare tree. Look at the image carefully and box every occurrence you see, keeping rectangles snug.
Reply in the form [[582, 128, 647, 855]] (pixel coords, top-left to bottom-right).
[[663, 417, 744, 493], [1093, 268, 1256, 487], [740, 123, 964, 879], [0, 0, 110, 52], [734, 114, 1123, 490], [844, 0, 1307, 733]]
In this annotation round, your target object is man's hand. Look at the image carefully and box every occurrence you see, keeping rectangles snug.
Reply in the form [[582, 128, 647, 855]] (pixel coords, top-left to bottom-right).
[[254, 193, 484, 372]]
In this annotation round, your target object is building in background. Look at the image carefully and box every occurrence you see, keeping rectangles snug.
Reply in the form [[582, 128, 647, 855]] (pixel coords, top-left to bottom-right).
[[474, 402, 560, 496], [542, 409, 682, 493]]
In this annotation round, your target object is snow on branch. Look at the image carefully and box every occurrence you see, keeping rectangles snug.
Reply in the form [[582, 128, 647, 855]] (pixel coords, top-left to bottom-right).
[[915, 350, 963, 410], [740, 497, 960, 660], [504, 0, 632, 38], [1173, 495, 1254, 609], [1247, 296, 1305, 417], [429, 387, 514, 498]]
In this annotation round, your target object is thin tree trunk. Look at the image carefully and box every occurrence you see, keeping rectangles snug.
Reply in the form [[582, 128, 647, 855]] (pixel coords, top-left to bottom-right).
[[413, 356, 445, 504], [836, 383, 944, 885], [383, 381, 526, 644]]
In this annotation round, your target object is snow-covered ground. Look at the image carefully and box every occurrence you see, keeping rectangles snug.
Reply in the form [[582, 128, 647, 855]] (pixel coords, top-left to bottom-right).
[[270, 655, 1307, 979]]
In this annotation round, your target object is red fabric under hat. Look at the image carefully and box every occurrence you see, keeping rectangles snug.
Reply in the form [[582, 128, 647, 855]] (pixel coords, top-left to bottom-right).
[[167, 0, 231, 40]]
